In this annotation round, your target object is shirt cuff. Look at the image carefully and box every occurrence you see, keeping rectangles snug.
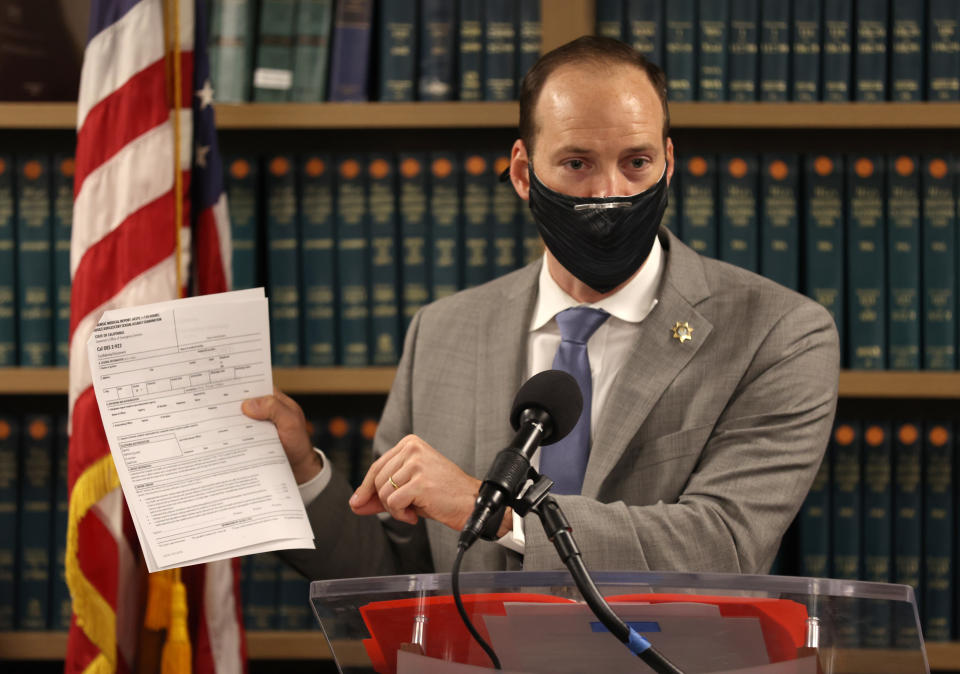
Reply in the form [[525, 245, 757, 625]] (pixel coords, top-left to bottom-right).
[[297, 447, 332, 505], [496, 508, 526, 554]]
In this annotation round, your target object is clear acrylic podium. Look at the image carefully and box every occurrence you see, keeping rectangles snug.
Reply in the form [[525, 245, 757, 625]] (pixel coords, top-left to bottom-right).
[[309, 570, 928, 674]]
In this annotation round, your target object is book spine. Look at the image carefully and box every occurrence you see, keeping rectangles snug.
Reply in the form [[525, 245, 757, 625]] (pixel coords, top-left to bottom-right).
[[16, 156, 53, 367], [253, 0, 297, 102], [927, 0, 960, 101], [698, 0, 729, 100], [854, 0, 888, 101], [680, 154, 718, 257], [517, 0, 541, 86], [18, 415, 53, 629], [728, 0, 758, 101], [846, 155, 886, 369], [791, 0, 821, 101], [491, 153, 520, 280], [225, 156, 259, 291], [886, 155, 921, 370], [890, 0, 923, 102], [759, 154, 798, 290], [429, 152, 462, 300], [299, 155, 337, 366], [367, 154, 400, 365], [377, 0, 416, 101], [244, 553, 279, 629], [292, 0, 335, 102], [266, 156, 301, 365], [862, 421, 892, 648], [484, 0, 517, 100], [798, 451, 830, 578], [327, 0, 373, 101], [398, 154, 430, 330], [665, 0, 696, 101], [595, 0, 625, 41], [459, 0, 485, 101], [418, 0, 456, 101], [0, 416, 18, 629], [831, 420, 862, 647], [323, 417, 357, 485], [804, 154, 845, 350], [0, 156, 12, 366], [661, 171, 680, 236], [758, 0, 788, 101], [823, 0, 853, 101], [626, 0, 664, 66], [357, 417, 378, 482], [923, 422, 954, 641], [209, 0, 257, 102], [719, 154, 759, 272], [276, 564, 311, 629], [921, 156, 957, 369], [336, 155, 370, 366], [893, 420, 923, 648], [52, 155, 73, 367], [51, 416, 70, 629], [462, 153, 492, 288]]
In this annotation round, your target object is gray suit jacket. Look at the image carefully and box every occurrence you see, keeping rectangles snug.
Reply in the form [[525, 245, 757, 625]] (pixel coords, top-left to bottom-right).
[[281, 229, 840, 580]]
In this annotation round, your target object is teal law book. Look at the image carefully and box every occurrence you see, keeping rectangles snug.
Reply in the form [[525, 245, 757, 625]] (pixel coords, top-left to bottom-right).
[[804, 155, 845, 352], [291, 0, 335, 102], [0, 156, 12, 366], [728, 0, 758, 101], [921, 156, 957, 370], [928, 0, 960, 101], [484, 0, 517, 101], [462, 153, 492, 289], [830, 420, 862, 648], [596, 0, 625, 41], [759, 154, 798, 290], [890, 0, 923, 102], [318, 417, 358, 486], [861, 421, 892, 648], [377, 0, 416, 101], [51, 416, 70, 630], [299, 155, 336, 366], [208, 0, 257, 102], [16, 155, 53, 367], [225, 155, 259, 291], [277, 564, 311, 629], [490, 154, 520, 280], [367, 154, 400, 366], [853, 0, 888, 101], [791, 0, 821, 101], [356, 418, 378, 484], [244, 553, 279, 629], [661, 169, 680, 236], [823, 0, 852, 101], [718, 154, 759, 272], [846, 155, 886, 370], [252, 0, 297, 102], [893, 420, 923, 648], [327, 0, 374, 101], [335, 155, 371, 367], [517, 0, 541, 85], [626, 0, 663, 66], [923, 422, 953, 642], [419, 0, 456, 101], [698, 0, 729, 100], [758, 0, 788, 101], [680, 154, 718, 258], [265, 155, 301, 366], [52, 155, 73, 367], [886, 155, 921, 371], [17, 415, 53, 629], [798, 451, 830, 578], [398, 154, 430, 331], [428, 152, 462, 300], [458, 0, 484, 101], [665, 0, 696, 101], [0, 416, 18, 629]]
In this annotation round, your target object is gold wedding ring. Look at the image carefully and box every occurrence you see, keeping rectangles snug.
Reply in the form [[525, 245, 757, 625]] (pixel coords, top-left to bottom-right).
[[388, 475, 400, 490]]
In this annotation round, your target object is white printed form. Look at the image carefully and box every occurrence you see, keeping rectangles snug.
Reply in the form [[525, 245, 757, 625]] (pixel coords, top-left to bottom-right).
[[86, 289, 315, 572]]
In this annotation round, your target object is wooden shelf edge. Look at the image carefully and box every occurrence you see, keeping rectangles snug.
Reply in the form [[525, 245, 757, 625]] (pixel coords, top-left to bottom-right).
[[273, 367, 396, 394], [837, 371, 960, 398], [0, 367, 69, 393]]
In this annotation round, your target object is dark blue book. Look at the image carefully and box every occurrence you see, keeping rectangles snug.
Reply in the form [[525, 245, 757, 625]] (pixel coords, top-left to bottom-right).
[[626, 0, 663, 66], [719, 154, 759, 272], [458, 0, 484, 100], [52, 155, 73, 367], [377, 0, 417, 101], [698, 0, 729, 100], [277, 563, 311, 629], [728, 0, 758, 101], [253, 0, 297, 102], [758, 0, 788, 101], [846, 155, 886, 369], [823, 0, 853, 101], [798, 451, 830, 578], [759, 154, 798, 290], [862, 421, 892, 648], [921, 156, 957, 370], [0, 156, 13, 366], [16, 156, 53, 366], [596, 0, 625, 41], [791, 0, 821, 101], [299, 155, 337, 366], [357, 417, 378, 482], [419, 0, 456, 101], [893, 420, 923, 648], [265, 155, 301, 365], [367, 154, 400, 365], [17, 415, 53, 629], [398, 154, 430, 330], [225, 156, 259, 291], [890, 0, 923, 102], [804, 155, 845, 350], [429, 152, 462, 300], [516, 160, 543, 264], [517, 0, 541, 86], [292, 0, 335, 101], [462, 153, 492, 288], [923, 422, 953, 642], [490, 153, 520, 279], [51, 416, 70, 630], [244, 553, 279, 629], [328, 0, 373, 101], [831, 420, 862, 647], [928, 0, 960, 101], [854, 0, 888, 101], [665, 0, 696, 101], [484, 0, 517, 100], [321, 417, 357, 485], [335, 155, 370, 366], [0, 416, 18, 629], [886, 155, 921, 370], [680, 155, 718, 258]]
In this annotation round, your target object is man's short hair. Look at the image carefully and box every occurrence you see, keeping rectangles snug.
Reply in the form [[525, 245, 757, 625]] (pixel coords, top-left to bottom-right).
[[519, 35, 671, 156]]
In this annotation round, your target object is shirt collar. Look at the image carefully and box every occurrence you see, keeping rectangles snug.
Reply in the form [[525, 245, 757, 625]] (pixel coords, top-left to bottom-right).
[[530, 235, 664, 331]]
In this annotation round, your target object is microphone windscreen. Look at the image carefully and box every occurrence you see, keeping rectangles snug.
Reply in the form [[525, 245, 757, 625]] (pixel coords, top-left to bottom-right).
[[510, 370, 583, 444]]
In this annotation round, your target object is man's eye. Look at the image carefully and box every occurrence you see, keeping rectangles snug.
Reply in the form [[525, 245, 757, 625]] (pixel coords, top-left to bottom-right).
[[631, 158, 649, 169], [568, 159, 584, 170]]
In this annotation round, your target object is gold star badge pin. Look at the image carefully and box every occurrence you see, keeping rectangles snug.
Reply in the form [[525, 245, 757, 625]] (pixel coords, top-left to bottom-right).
[[672, 321, 694, 343]]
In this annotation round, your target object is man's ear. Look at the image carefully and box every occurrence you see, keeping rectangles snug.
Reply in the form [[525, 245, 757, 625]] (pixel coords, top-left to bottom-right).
[[510, 139, 530, 201], [665, 137, 675, 187]]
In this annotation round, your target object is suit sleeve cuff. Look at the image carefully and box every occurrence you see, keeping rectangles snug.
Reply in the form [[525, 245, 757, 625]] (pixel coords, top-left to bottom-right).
[[496, 509, 526, 554], [298, 447, 332, 504]]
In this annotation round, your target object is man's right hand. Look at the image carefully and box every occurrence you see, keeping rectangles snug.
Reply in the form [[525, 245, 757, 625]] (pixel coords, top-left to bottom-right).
[[242, 388, 321, 484]]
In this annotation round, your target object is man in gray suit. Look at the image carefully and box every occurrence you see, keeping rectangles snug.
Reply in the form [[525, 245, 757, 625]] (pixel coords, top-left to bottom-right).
[[243, 37, 839, 579]]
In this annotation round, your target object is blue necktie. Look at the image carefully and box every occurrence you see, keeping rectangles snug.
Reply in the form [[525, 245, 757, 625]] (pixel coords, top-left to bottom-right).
[[540, 307, 610, 495]]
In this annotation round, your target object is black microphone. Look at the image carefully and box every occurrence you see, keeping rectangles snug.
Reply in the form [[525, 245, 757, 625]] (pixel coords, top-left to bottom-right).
[[458, 370, 582, 549]]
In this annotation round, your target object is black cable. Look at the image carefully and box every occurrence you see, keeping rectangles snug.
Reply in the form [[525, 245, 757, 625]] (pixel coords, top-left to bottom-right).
[[452, 544, 502, 670]]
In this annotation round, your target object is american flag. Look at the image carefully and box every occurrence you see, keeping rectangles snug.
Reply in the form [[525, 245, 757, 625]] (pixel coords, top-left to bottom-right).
[[66, 0, 244, 671]]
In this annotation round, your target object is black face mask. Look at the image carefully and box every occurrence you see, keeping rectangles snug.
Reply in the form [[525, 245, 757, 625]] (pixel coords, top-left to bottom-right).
[[527, 165, 669, 293]]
